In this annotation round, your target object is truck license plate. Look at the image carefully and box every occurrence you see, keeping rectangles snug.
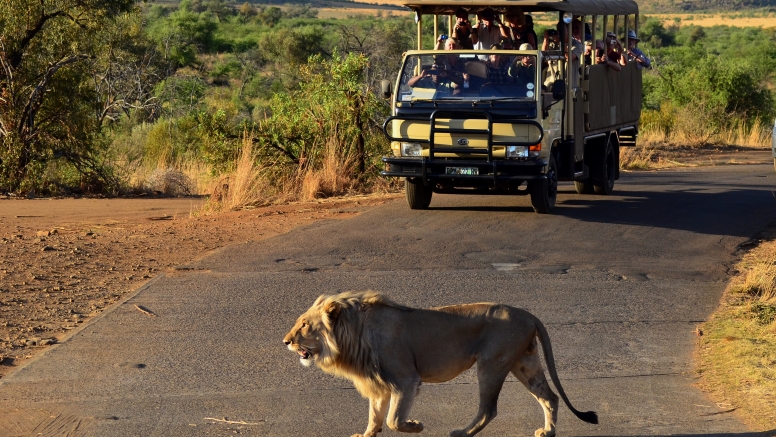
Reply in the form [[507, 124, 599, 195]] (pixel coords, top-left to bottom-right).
[[446, 167, 478, 176]]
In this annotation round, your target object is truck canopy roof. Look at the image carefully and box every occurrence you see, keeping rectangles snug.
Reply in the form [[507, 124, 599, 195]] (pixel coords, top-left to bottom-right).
[[404, 0, 638, 16]]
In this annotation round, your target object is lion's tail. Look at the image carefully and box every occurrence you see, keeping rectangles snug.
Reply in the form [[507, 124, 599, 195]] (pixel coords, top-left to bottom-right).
[[535, 319, 599, 425]]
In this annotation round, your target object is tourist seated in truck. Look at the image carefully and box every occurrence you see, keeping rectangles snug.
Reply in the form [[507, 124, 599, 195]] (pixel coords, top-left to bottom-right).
[[471, 8, 504, 55], [500, 7, 537, 50], [605, 32, 627, 67], [434, 37, 466, 77], [508, 43, 536, 87], [625, 30, 651, 69], [595, 39, 621, 71], [451, 8, 474, 50], [486, 45, 512, 85], [407, 63, 462, 93]]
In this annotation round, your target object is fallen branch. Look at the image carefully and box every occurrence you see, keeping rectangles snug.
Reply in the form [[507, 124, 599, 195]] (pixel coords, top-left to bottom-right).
[[204, 417, 264, 425], [134, 304, 157, 317]]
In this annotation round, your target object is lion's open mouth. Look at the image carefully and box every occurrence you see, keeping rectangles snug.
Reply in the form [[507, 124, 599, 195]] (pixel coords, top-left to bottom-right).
[[299, 349, 311, 359]]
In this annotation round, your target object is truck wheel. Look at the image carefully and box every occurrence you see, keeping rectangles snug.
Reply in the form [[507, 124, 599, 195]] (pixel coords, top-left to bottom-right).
[[574, 179, 593, 194], [593, 137, 616, 195], [405, 178, 432, 210], [529, 155, 558, 214]]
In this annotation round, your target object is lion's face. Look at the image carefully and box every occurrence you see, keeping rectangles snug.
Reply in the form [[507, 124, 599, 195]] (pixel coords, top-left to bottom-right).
[[283, 302, 331, 367]]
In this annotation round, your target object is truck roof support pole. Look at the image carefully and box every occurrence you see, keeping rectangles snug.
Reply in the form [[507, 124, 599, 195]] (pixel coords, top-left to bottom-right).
[[624, 14, 629, 48], [434, 14, 439, 42], [635, 13, 639, 36], [417, 12, 422, 50]]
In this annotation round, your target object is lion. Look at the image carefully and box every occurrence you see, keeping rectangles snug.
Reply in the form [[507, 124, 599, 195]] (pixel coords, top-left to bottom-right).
[[283, 291, 598, 437]]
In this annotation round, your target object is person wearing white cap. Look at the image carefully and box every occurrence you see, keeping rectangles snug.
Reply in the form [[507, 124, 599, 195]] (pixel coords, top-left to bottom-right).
[[508, 43, 536, 87], [625, 30, 651, 69]]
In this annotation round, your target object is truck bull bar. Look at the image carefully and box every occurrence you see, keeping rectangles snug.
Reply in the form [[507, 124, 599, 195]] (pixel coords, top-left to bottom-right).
[[381, 109, 546, 185]]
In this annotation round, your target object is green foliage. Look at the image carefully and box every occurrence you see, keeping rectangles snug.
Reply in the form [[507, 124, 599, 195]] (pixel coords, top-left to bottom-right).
[[658, 56, 774, 119], [0, 0, 137, 193], [197, 109, 241, 173], [257, 52, 389, 181]]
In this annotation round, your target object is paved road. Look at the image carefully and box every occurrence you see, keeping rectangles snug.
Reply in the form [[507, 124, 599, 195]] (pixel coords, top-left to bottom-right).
[[2, 164, 776, 437]]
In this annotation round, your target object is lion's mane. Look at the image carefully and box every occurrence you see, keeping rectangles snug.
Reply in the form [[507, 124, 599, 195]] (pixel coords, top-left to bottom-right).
[[315, 291, 406, 397]]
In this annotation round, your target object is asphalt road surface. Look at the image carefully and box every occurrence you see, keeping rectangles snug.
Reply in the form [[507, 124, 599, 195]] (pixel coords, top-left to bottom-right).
[[2, 164, 776, 437]]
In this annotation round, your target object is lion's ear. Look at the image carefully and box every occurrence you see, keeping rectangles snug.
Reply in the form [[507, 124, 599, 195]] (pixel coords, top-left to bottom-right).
[[323, 301, 341, 320]]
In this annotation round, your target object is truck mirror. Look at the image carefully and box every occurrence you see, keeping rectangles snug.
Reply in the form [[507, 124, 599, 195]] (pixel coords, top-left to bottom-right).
[[552, 79, 566, 101], [380, 80, 392, 98]]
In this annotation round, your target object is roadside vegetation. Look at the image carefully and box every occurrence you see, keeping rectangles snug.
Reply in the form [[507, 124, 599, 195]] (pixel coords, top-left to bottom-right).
[[697, 236, 776, 429], [1, 1, 775, 202]]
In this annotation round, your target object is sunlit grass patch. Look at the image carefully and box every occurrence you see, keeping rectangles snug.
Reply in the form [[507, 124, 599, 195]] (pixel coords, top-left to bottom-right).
[[697, 239, 776, 430]]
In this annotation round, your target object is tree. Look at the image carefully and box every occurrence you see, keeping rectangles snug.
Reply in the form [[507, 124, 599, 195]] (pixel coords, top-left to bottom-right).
[[239, 2, 257, 24], [0, 0, 135, 192]]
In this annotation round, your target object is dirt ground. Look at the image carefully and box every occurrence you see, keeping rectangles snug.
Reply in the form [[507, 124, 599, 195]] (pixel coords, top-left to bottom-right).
[[0, 147, 772, 380], [0, 193, 400, 378]]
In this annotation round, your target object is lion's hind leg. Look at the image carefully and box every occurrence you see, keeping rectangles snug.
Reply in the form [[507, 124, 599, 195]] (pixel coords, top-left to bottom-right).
[[449, 363, 511, 437], [511, 340, 559, 437]]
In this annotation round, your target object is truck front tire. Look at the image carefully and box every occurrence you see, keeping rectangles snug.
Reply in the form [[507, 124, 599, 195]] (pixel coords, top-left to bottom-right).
[[405, 178, 432, 209], [529, 155, 558, 214]]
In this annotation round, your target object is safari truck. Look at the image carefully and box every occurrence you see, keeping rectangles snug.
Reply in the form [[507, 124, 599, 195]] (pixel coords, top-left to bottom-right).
[[379, 0, 642, 213]]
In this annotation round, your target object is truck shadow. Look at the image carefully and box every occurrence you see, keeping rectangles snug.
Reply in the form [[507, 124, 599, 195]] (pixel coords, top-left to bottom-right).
[[577, 432, 776, 437], [552, 172, 776, 238]]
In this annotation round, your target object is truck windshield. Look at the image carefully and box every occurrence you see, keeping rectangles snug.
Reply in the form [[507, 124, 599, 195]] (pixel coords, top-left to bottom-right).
[[398, 53, 538, 103]]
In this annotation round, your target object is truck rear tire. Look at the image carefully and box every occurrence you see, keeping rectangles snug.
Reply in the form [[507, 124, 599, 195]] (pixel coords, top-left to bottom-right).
[[593, 137, 616, 195], [405, 178, 432, 209], [529, 155, 558, 214]]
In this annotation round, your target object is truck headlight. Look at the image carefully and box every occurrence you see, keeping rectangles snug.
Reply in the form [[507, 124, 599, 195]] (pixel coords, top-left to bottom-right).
[[401, 142, 423, 157], [506, 145, 528, 158]]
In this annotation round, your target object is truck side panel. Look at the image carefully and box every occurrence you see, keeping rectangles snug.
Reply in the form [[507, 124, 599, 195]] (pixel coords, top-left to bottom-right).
[[584, 62, 642, 131]]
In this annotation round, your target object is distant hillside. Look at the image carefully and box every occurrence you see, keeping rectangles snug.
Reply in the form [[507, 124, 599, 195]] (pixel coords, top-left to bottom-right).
[[638, 0, 776, 12]]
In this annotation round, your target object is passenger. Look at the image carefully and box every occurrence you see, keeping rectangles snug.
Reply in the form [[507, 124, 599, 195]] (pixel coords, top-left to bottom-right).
[[471, 8, 504, 52], [605, 32, 627, 67], [434, 37, 466, 75], [452, 8, 474, 50], [407, 63, 462, 92], [565, 20, 585, 86], [508, 43, 536, 87], [524, 15, 540, 50], [486, 44, 512, 85], [500, 7, 537, 49], [625, 30, 651, 69], [595, 39, 621, 71], [584, 40, 593, 65], [541, 29, 561, 90], [541, 28, 560, 51]]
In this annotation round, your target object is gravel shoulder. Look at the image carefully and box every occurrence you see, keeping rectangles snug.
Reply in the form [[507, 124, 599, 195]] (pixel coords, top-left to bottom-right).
[[0, 193, 400, 378]]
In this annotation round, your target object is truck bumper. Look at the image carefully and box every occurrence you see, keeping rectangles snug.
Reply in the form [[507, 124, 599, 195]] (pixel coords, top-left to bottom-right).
[[381, 157, 547, 184]]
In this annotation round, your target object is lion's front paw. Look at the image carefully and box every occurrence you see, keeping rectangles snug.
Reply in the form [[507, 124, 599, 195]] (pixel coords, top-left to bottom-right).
[[535, 428, 556, 437], [399, 420, 423, 433], [449, 430, 468, 437]]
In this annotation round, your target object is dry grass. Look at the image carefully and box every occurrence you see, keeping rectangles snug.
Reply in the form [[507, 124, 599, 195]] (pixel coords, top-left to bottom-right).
[[201, 132, 370, 213], [317, 7, 410, 19], [299, 138, 359, 201], [696, 237, 776, 430], [653, 13, 776, 28], [200, 135, 278, 214]]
